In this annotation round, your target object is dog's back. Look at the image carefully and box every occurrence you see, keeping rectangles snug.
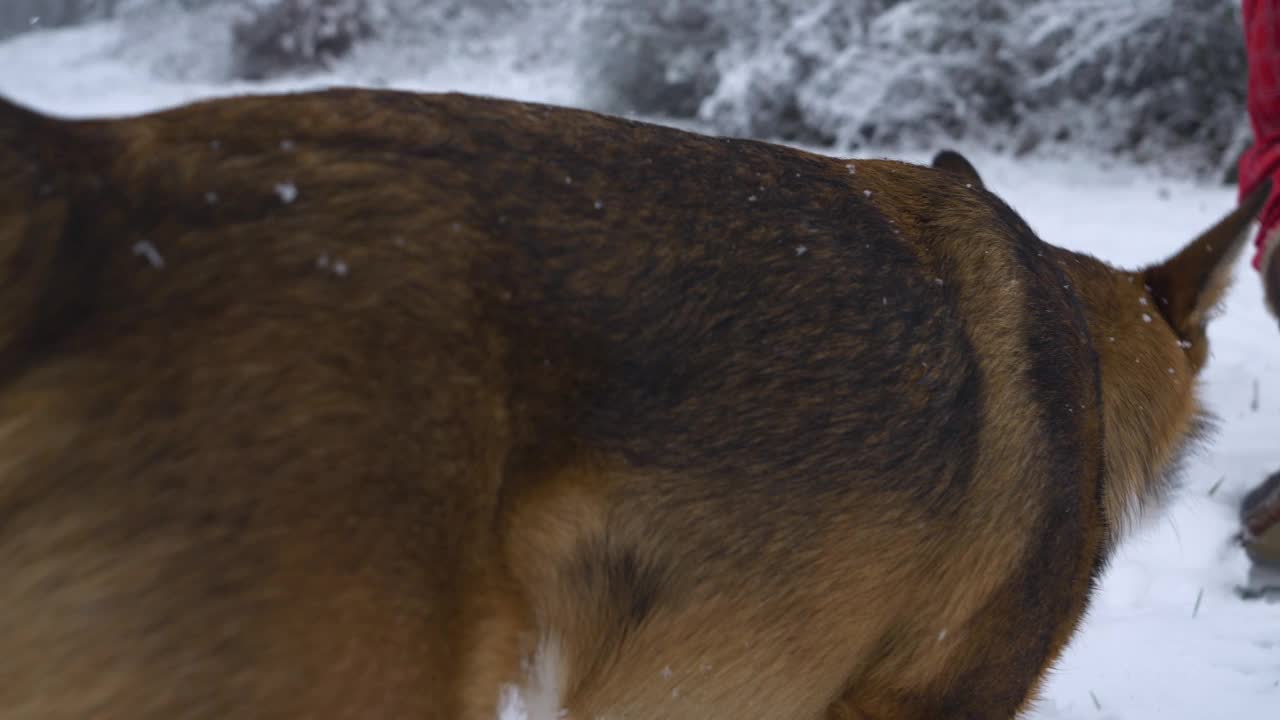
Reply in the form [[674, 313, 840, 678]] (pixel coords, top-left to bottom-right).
[[0, 89, 1263, 719], [0, 93, 497, 718]]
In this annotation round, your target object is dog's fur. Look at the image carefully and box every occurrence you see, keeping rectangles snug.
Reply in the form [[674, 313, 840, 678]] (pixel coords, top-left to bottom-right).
[[0, 89, 1269, 719]]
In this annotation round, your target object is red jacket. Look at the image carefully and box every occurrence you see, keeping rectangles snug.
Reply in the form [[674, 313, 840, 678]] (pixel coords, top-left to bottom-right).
[[1239, 0, 1280, 270]]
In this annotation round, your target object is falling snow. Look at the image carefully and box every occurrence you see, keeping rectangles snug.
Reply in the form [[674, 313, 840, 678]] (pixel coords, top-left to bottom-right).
[[274, 181, 299, 204], [131, 240, 164, 269], [4, 27, 1277, 720]]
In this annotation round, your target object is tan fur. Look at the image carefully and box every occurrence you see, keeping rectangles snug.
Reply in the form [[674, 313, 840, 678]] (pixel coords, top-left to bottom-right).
[[0, 92, 1268, 719]]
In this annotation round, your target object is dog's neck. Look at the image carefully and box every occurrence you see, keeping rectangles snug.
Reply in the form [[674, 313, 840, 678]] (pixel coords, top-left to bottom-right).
[[1057, 254, 1207, 540]]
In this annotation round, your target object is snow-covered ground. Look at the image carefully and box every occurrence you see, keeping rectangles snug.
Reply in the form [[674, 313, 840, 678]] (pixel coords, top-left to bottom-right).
[[3, 18, 1278, 720]]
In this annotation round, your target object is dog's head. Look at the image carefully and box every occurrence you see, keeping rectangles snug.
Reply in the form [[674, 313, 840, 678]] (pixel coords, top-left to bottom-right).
[[931, 149, 1272, 537]]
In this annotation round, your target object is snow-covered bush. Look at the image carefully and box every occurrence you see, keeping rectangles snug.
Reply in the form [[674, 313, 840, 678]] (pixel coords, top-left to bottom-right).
[[230, 0, 388, 80], [576, 0, 1245, 174], [793, 0, 1022, 149], [577, 0, 898, 144], [0, 0, 121, 38], [1013, 0, 1247, 173], [0, 0, 1252, 178]]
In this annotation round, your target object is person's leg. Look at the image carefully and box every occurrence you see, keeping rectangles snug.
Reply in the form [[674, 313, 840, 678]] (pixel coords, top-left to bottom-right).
[[1237, 1, 1280, 600], [1239, 0, 1280, 269], [1264, 226, 1280, 323]]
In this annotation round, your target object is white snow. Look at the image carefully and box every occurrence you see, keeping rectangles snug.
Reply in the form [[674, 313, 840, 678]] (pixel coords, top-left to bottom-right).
[[3, 18, 1278, 720]]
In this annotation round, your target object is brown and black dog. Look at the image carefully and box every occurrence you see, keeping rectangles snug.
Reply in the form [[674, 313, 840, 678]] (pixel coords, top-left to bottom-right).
[[0, 88, 1269, 720]]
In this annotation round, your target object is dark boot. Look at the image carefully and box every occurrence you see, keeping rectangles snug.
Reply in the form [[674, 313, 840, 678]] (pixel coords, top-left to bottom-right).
[[1238, 470, 1280, 601]]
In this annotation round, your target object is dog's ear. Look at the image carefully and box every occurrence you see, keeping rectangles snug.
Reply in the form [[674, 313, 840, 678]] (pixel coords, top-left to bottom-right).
[[931, 149, 984, 189], [1143, 179, 1272, 337]]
